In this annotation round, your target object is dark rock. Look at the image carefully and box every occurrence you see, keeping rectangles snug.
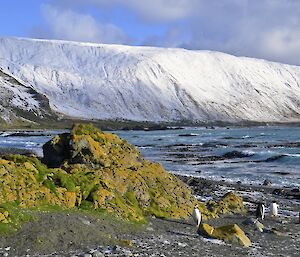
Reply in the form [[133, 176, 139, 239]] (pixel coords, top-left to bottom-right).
[[268, 142, 300, 148], [265, 155, 286, 162], [223, 150, 254, 159], [178, 133, 198, 137], [42, 133, 71, 167], [272, 188, 284, 196], [266, 228, 288, 237], [273, 171, 290, 176], [242, 217, 264, 233], [0, 147, 36, 156], [263, 179, 272, 186]]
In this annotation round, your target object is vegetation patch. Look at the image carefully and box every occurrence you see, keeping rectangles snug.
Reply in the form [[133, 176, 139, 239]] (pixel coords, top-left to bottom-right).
[[0, 202, 33, 235]]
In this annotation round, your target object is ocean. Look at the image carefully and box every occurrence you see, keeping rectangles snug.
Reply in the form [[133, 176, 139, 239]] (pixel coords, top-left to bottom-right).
[[0, 126, 299, 187]]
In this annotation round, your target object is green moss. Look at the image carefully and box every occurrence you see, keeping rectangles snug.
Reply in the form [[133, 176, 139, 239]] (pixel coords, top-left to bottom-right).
[[124, 192, 144, 220], [33, 159, 51, 183], [53, 171, 76, 192], [31, 204, 67, 212], [2, 154, 30, 164], [42, 179, 57, 193], [79, 200, 94, 210], [72, 123, 103, 136], [0, 202, 33, 235], [71, 171, 99, 200]]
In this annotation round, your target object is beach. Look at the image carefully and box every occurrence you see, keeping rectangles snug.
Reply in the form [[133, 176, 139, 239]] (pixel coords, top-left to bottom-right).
[[0, 175, 299, 257]]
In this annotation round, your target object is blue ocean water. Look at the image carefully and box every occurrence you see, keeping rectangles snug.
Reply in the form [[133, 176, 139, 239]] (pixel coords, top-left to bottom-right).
[[0, 127, 299, 187]]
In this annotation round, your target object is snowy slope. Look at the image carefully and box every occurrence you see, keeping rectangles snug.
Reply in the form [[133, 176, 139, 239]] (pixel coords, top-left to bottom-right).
[[0, 68, 55, 124], [0, 37, 299, 122]]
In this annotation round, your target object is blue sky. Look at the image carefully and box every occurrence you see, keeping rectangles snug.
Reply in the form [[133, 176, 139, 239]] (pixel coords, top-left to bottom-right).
[[0, 1, 44, 37], [1, 0, 299, 65]]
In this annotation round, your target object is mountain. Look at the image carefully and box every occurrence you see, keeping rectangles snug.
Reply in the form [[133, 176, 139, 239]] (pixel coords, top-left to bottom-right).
[[0, 68, 56, 127], [0, 37, 299, 124]]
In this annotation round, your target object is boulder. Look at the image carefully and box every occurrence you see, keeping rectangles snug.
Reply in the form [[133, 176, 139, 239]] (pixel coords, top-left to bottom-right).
[[1, 124, 198, 221], [42, 133, 70, 167], [242, 217, 264, 233], [0, 124, 246, 222], [265, 228, 288, 236], [198, 223, 252, 247], [263, 179, 272, 186], [205, 191, 245, 218]]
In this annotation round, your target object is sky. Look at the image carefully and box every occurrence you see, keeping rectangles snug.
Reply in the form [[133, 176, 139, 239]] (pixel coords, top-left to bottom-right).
[[0, 0, 299, 65]]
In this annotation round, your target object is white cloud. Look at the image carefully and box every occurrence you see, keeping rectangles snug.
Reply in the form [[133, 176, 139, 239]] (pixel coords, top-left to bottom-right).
[[176, 0, 300, 65], [51, 0, 197, 22], [123, 0, 196, 22], [258, 28, 300, 65], [36, 4, 129, 44], [42, 0, 300, 65]]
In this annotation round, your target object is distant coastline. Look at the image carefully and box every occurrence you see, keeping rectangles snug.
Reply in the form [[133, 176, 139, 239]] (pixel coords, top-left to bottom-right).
[[0, 118, 299, 131]]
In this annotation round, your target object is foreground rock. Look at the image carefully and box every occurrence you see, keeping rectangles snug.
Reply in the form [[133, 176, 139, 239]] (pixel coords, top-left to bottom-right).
[[242, 217, 264, 233], [0, 124, 200, 221], [0, 123, 246, 255], [198, 223, 252, 247], [204, 192, 245, 219]]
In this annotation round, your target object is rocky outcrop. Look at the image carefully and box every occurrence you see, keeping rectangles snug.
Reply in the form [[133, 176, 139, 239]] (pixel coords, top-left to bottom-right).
[[1, 124, 246, 223], [0, 69, 57, 128], [1, 124, 199, 221], [198, 223, 252, 247], [204, 192, 245, 219]]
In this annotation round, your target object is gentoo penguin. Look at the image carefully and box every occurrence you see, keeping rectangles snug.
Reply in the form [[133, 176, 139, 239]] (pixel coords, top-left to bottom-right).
[[270, 202, 279, 217], [256, 203, 265, 220], [192, 204, 202, 227]]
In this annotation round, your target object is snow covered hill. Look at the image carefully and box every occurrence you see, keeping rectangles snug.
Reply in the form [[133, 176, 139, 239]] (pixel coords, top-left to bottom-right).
[[0, 68, 55, 126], [0, 37, 299, 123]]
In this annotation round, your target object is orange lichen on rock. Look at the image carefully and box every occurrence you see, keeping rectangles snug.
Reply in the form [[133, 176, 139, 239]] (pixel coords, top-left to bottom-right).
[[0, 124, 245, 222]]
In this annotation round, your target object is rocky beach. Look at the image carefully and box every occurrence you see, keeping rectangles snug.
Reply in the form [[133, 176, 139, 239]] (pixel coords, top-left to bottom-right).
[[0, 174, 299, 256], [0, 124, 298, 256]]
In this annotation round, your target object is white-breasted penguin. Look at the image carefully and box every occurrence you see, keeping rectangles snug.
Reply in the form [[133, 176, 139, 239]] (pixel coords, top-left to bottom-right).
[[256, 203, 265, 220], [270, 202, 279, 217], [192, 204, 202, 227]]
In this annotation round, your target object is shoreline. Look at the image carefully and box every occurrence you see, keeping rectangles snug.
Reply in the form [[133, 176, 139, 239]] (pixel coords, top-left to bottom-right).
[[0, 175, 299, 257], [175, 174, 300, 201], [0, 119, 299, 131], [0, 124, 299, 256]]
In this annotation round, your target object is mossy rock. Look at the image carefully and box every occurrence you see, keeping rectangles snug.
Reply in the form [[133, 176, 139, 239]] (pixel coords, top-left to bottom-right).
[[198, 223, 252, 247], [0, 124, 198, 221], [0, 124, 246, 222], [205, 192, 245, 218]]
